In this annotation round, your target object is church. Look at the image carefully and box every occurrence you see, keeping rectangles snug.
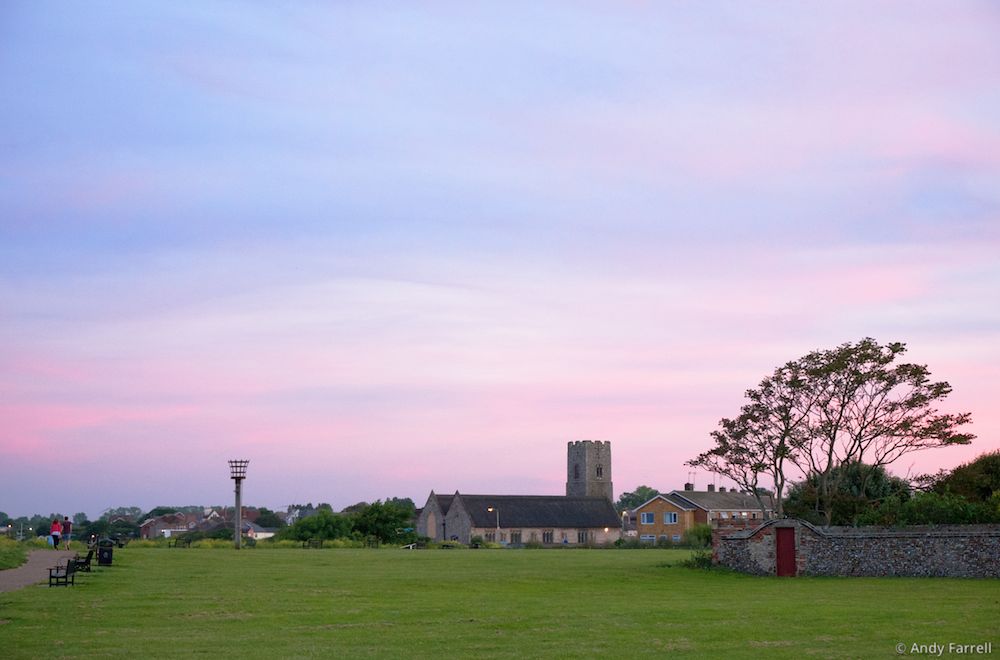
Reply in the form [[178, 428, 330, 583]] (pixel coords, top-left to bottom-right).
[[416, 440, 623, 546]]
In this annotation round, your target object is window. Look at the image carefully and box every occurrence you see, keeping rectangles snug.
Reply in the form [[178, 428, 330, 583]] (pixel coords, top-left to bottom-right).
[[596, 465, 604, 479], [542, 530, 554, 544], [640, 535, 656, 543], [720, 512, 729, 519], [500, 532, 507, 542], [663, 512, 677, 524], [573, 464, 580, 479], [510, 531, 522, 544], [485, 532, 495, 543], [577, 530, 588, 544], [672, 534, 681, 543], [640, 512, 655, 525], [751, 512, 758, 520]]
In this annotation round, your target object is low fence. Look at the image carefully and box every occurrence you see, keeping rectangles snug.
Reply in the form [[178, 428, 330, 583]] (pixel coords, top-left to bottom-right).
[[713, 519, 1000, 578]]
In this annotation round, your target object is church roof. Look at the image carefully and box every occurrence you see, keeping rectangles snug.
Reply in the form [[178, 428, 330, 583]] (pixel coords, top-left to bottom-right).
[[435, 494, 455, 515], [455, 494, 621, 529]]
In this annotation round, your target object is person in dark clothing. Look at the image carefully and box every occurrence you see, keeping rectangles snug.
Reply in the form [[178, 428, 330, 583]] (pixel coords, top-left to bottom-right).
[[62, 516, 73, 550]]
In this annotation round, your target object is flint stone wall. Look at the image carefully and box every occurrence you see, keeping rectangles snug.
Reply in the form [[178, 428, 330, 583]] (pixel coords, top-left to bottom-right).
[[713, 519, 1000, 578]]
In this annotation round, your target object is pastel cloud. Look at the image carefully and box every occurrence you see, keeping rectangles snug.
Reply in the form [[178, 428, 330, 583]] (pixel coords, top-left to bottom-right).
[[1, 2, 997, 517]]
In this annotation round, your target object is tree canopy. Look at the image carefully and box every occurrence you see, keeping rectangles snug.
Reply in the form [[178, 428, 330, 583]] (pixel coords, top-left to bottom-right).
[[690, 338, 974, 525], [615, 486, 661, 512]]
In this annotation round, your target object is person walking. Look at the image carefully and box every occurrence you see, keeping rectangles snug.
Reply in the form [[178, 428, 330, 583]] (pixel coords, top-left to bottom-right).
[[49, 518, 62, 550], [62, 516, 73, 550]]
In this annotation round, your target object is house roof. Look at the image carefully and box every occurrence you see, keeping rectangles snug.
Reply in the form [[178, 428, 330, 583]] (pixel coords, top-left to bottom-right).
[[632, 493, 697, 512], [668, 490, 774, 512], [456, 494, 621, 529]]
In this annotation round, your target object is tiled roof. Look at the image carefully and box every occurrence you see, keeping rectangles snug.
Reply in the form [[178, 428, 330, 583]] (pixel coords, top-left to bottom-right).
[[456, 494, 621, 528], [436, 494, 455, 515], [669, 490, 774, 512]]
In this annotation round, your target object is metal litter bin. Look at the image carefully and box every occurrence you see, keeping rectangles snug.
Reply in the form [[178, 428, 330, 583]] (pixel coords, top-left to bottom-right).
[[97, 538, 114, 566]]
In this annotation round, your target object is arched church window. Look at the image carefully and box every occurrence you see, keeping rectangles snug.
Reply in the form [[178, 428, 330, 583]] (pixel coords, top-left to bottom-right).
[[596, 465, 604, 479], [574, 464, 580, 480]]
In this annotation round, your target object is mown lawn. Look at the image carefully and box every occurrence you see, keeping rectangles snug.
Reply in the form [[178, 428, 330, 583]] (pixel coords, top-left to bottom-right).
[[0, 548, 996, 658]]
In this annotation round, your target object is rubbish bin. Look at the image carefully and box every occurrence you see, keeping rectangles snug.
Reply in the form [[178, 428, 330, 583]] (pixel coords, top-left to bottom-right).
[[97, 538, 114, 566]]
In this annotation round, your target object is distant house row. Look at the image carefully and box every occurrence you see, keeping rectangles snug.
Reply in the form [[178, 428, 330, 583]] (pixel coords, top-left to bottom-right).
[[139, 507, 266, 539]]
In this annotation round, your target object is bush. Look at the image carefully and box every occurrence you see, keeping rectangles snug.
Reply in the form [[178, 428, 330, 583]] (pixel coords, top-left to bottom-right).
[[683, 524, 713, 548], [0, 538, 27, 570], [679, 550, 714, 570]]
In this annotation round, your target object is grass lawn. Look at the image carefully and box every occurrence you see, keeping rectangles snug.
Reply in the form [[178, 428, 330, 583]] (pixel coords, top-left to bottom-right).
[[1, 547, 996, 658]]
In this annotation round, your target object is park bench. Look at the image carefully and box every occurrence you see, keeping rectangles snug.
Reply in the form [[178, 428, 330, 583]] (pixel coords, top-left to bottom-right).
[[49, 558, 78, 587], [302, 539, 323, 549], [73, 548, 95, 572], [168, 538, 191, 548]]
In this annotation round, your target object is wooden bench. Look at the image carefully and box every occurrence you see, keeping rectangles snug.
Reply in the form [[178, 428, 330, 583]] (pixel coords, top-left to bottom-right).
[[168, 538, 191, 548], [49, 558, 78, 587], [73, 548, 95, 572], [301, 539, 323, 549]]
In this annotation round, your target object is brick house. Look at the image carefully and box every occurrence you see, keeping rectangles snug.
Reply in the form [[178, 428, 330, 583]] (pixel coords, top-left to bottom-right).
[[417, 491, 622, 546], [632, 484, 774, 544], [632, 494, 698, 544]]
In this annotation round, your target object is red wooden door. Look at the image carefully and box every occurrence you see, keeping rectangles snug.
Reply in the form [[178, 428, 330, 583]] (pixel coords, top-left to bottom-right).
[[776, 527, 796, 577]]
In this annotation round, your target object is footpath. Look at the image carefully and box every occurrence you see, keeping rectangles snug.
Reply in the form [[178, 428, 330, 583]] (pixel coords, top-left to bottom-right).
[[0, 549, 77, 592]]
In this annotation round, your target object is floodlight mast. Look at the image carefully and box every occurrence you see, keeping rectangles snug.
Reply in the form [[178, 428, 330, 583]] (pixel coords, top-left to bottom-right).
[[228, 460, 250, 549]]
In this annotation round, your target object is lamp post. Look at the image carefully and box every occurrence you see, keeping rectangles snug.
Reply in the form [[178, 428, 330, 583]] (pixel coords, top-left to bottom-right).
[[228, 459, 249, 550], [487, 506, 500, 544]]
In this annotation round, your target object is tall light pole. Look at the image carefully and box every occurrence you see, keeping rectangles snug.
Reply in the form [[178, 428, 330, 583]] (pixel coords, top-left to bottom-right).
[[228, 460, 249, 550], [487, 506, 500, 544]]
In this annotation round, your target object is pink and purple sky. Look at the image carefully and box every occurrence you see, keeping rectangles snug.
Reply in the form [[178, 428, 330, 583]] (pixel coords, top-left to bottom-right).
[[2, 3, 998, 518]]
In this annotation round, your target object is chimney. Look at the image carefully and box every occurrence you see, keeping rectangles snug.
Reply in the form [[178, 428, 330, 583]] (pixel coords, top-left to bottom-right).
[[684, 482, 693, 491], [719, 487, 726, 493], [707, 484, 715, 492]]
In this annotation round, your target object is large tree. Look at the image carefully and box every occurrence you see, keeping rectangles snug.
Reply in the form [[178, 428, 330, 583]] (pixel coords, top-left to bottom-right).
[[691, 338, 974, 526], [689, 358, 820, 518], [615, 486, 661, 512]]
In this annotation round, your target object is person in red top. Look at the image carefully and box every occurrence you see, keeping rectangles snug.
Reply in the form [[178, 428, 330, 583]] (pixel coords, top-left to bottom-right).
[[50, 518, 62, 550]]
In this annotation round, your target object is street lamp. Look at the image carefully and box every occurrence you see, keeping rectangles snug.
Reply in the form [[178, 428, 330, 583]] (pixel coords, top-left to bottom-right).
[[228, 459, 249, 550], [487, 506, 500, 544]]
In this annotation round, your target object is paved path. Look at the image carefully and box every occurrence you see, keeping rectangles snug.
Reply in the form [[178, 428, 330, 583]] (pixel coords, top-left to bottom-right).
[[0, 549, 77, 592]]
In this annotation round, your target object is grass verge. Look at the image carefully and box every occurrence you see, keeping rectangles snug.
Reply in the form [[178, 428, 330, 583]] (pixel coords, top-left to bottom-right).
[[0, 547, 996, 658]]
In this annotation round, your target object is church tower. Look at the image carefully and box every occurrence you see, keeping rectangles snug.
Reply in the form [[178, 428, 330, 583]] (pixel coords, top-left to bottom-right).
[[566, 440, 613, 501]]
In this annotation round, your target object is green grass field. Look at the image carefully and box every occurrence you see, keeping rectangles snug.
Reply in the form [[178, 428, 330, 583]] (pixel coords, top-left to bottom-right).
[[1, 547, 996, 658]]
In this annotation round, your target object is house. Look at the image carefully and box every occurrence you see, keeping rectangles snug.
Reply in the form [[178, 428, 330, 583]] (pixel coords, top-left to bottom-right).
[[631, 494, 697, 544], [669, 483, 775, 522], [632, 484, 775, 544], [243, 521, 277, 541]]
